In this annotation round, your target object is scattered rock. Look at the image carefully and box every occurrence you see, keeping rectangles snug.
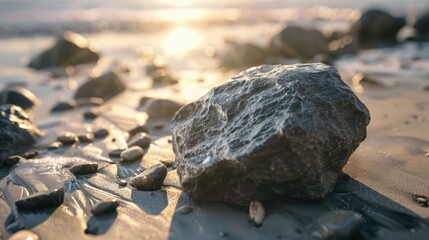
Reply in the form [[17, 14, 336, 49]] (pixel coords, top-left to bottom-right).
[[57, 132, 79, 145], [74, 70, 126, 101], [0, 87, 40, 111], [15, 188, 65, 210], [9, 230, 40, 240], [141, 98, 183, 119], [146, 64, 177, 85], [120, 146, 144, 162], [219, 40, 268, 69], [128, 125, 149, 137], [129, 163, 167, 191], [0, 105, 42, 163], [269, 26, 328, 60], [50, 100, 77, 112], [93, 128, 109, 138], [352, 9, 406, 48], [91, 199, 120, 215], [22, 150, 38, 159], [127, 132, 152, 149], [48, 141, 63, 150], [414, 10, 429, 36], [69, 163, 98, 176], [249, 201, 266, 227], [118, 179, 127, 186], [109, 149, 125, 158], [307, 210, 363, 239], [414, 195, 429, 207], [152, 123, 164, 130], [75, 97, 104, 107], [171, 64, 370, 204], [78, 133, 95, 143], [5, 155, 24, 166], [83, 108, 100, 120], [175, 205, 193, 215], [28, 31, 99, 69]]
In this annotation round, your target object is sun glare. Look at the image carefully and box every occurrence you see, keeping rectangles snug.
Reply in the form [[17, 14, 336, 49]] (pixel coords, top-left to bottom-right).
[[162, 26, 203, 57], [160, 0, 196, 7]]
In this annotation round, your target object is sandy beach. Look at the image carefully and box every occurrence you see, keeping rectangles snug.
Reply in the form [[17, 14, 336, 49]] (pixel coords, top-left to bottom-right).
[[1, 1, 429, 239]]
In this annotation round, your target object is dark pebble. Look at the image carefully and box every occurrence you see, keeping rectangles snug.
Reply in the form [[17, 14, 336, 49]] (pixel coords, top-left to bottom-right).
[[128, 132, 152, 149], [128, 125, 149, 137], [93, 128, 109, 138], [78, 133, 95, 143], [15, 188, 64, 210], [129, 163, 167, 191], [414, 195, 428, 207], [120, 146, 145, 162], [83, 108, 100, 120], [50, 100, 77, 112], [109, 149, 125, 158], [153, 123, 165, 130], [5, 155, 24, 166], [9, 230, 40, 240], [22, 150, 38, 159], [91, 199, 120, 215], [57, 132, 79, 145], [69, 163, 98, 176], [176, 205, 193, 215], [76, 97, 104, 107], [48, 141, 63, 150], [118, 179, 127, 186]]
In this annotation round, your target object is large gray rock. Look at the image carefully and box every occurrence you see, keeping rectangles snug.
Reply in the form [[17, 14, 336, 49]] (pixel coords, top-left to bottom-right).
[[28, 31, 100, 70], [0, 105, 42, 163], [172, 63, 370, 205], [74, 70, 125, 101]]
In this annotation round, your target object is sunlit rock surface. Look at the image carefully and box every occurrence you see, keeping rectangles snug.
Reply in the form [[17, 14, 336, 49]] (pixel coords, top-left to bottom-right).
[[172, 63, 370, 205]]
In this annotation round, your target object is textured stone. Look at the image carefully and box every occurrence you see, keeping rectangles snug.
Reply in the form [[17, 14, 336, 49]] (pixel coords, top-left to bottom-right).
[[74, 70, 125, 101], [91, 199, 119, 215], [171, 63, 370, 204], [15, 188, 64, 210], [69, 163, 98, 176], [127, 132, 152, 149], [352, 9, 406, 48], [0, 105, 42, 163], [51, 100, 77, 112], [57, 132, 78, 145], [28, 31, 99, 69], [141, 98, 183, 119], [120, 146, 144, 162]]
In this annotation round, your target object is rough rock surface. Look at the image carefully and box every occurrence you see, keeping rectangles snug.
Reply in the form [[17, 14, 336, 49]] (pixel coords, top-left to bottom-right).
[[28, 31, 100, 70], [0, 105, 42, 163], [352, 9, 406, 48], [74, 70, 125, 101], [171, 63, 370, 205]]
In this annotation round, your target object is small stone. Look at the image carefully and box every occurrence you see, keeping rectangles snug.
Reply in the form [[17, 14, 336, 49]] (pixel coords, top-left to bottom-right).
[[128, 125, 149, 137], [93, 128, 109, 138], [15, 188, 65, 210], [118, 179, 127, 186], [69, 163, 98, 176], [219, 41, 268, 69], [414, 195, 429, 207], [74, 70, 125, 101], [153, 123, 164, 130], [90, 199, 120, 215], [109, 149, 125, 158], [9, 230, 40, 240], [308, 210, 363, 239], [249, 201, 266, 227], [75, 97, 104, 107], [129, 163, 167, 191], [127, 132, 152, 149], [83, 108, 100, 120], [176, 205, 193, 215], [48, 141, 63, 150], [50, 100, 77, 112], [57, 132, 79, 145], [22, 150, 38, 159], [141, 98, 183, 119], [120, 146, 144, 162], [78, 133, 95, 143], [5, 155, 24, 166]]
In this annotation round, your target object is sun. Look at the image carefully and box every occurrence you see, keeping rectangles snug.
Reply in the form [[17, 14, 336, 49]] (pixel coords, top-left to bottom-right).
[[162, 26, 203, 57]]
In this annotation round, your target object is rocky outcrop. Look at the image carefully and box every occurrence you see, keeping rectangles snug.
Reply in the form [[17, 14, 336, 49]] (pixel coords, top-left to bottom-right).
[[171, 63, 370, 205], [0, 105, 42, 163], [28, 31, 100, 70]]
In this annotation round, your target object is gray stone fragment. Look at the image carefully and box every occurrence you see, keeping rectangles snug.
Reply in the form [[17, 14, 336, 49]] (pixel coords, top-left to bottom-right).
[[129, 163, 167, 191], [141, 98, 183, 119], [91, 199, 119, 215], [57, 132, 78, 145], [69, 163, 98, 176], [93, 128, 109, 138], [15, 188, 64, 210], [0, 105, 42, 163], [307, 210, 363, 239], [120, 146, 144, 162], [74, 70, 125, 101], [127, 132, 152, 149], [171, 63, 370, 205], [50, 100, 77, 112]]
